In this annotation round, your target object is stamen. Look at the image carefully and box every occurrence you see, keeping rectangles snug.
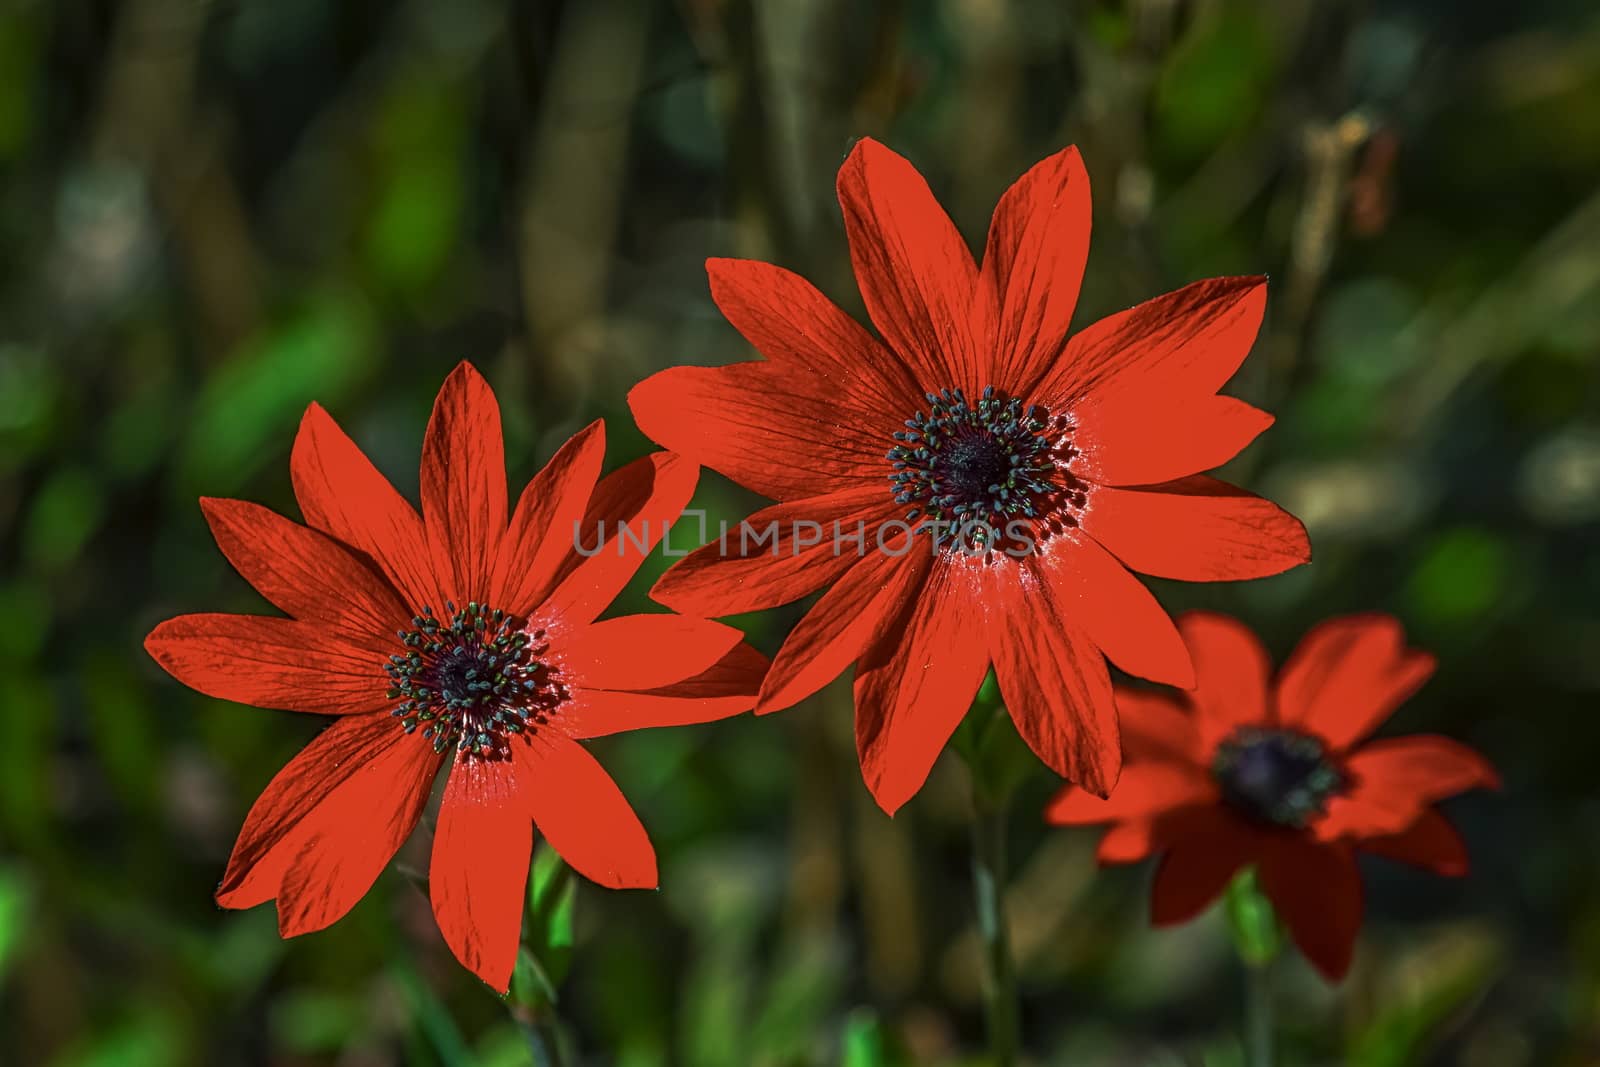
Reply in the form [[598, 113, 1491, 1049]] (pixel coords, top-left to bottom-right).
[[382, 603, 567, 761], [1211, 727, 1344, 829], [885, 386, 1084, 552]]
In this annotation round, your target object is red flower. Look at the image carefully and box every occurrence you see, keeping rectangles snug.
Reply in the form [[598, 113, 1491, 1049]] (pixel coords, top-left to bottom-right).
[[1046, 611, 1500, 980], [628, 139, 1309, 813], [144, 363, 767, 992]]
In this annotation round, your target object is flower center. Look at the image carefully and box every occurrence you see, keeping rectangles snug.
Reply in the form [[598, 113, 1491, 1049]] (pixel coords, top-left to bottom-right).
[[1211, 727, 1344, 829], [383, 602, 567, 761], [886, 386, 1083, 550]]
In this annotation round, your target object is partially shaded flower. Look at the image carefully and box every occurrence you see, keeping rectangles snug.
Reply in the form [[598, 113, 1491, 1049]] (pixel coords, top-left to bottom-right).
[[1046, 611, 1499, 980], [145, 363, 767, 991], [629, 139, 1309, 813]]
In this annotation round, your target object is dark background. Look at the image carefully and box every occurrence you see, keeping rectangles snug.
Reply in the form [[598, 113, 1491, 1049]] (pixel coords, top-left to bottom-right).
[[1, 0, 1597, 1064]]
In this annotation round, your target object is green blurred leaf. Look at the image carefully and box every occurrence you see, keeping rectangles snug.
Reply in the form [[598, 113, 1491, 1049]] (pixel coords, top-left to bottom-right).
[[23, 466, 104, 570], [1406, 527, 1512, 627], [0, 863, 31, 983]]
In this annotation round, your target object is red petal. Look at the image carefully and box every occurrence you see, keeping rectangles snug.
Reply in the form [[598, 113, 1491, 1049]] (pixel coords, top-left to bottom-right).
[[1358, 809, 1469, 876], [145, 614, 391, 715], [540, 452, 699, 626], [430, 755, 534, 992], [563, 642, 767, 739], [628, 362, 888, 501], [1035, 276, 1267, 407], [1317, 735, 1499, 839], [1038, 534, 1194, 689], [200, 497, 406, 637], [1074, 390, 1274, 487], [1096, 821, 1160, 865], [557, 615, 744, 692], [836, 138, 982, 392], [1117, 688, 1203, 764], [1043, 763, 1215, 825], [1274, 614, 1435, 750], [420, 363, 508, 606], [987, 560, 1120, 795], [290, 403, 443, 611], [1176, 611, 1273, 754], [853, 557, 990, 814], [215, 717, 440, 936], [489, 420, 607, 618], [651, 487, 893, 617], [705, 257, 922, 416], [519, 735, 657, 889], [757, 548, 930, 715], [980, 146, 1092, 394], [217, 713, 416, 907], [1148, 809, 1259, 925], [1258, 837, 1363, 981], [1083, 475, 1310, 582]]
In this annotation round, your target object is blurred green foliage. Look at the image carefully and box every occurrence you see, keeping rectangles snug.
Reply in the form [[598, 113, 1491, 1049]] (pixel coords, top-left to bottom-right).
[[2, 0, 1599, 1064]]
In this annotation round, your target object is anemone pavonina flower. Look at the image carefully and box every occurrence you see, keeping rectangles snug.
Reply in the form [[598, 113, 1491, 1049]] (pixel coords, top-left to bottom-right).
[[1046, 611, 1499, 979], [144, 363, 767, 991], [628, 139, 1310, 813]]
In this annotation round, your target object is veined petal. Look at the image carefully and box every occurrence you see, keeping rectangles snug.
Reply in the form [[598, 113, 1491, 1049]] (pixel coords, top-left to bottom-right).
[[562, 642, 767, 739], [557, 615, 745, 692], [987, 559, 1121, 795], [430, 754, 534, 992], [1274, 614, 1436, 750], [1073, 390, 1274, 487], [853, 556, 990, 815], [518, 734, 657, 889], [757, 546, 930, 715], [705, 257, 922, 416], [980, 146, 1092, 394], [837, 138, 982, 393], [651, 487, 894, 617], [628, 362, 888, 502], [200, 497, 406, 638], [420, 363, 508, 606], [539, 452, 698, 626], [489, 420, 607, 618], [290, 402, 443, 612], [1035, 276, 1267, 408], [1082, 476, 1310, 582], [145, 614, 391, 715], [1035, 533, 1194, 689]]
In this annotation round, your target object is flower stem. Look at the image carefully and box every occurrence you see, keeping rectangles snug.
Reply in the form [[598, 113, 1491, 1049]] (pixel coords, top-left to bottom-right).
[[518, 1015, 565, 1067], [970, 792, 1019, 1067], [1244, 958, 1274, 1067]]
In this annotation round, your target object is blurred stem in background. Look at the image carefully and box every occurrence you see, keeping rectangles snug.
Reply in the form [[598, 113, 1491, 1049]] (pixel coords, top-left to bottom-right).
[[955, 676, 1038, 1066], [508, 853, 578, 1067], [970, 789, 1018, 1067], [1226, 869, 1284, 1067]]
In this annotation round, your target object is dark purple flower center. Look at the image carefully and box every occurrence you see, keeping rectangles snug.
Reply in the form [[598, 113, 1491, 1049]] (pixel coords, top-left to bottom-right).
[[886, 386, 1084, 550], [1211, 727, 1344, 828], [383, 602, 567, 761]]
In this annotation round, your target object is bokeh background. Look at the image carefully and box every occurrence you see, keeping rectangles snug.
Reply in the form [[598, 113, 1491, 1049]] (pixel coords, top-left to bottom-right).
[[2, 0, 1598, 1063]]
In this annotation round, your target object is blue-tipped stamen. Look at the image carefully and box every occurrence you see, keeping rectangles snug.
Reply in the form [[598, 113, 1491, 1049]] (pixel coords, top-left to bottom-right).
[[885, 385, 1085, 552], [1212, 727, 1345, 829], [383, 603, 567, 761]]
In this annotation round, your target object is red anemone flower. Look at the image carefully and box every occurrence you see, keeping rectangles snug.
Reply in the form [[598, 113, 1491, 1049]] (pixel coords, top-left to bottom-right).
[[144, 363, 767, 992], [1046, 611, 1499, 980], [628, 139, 1310, 813]]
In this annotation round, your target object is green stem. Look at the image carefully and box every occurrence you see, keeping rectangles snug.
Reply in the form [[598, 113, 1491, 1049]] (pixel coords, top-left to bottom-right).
[[518, 1016, 564, 1067], [970, 793, 1018, 1067], [1244, 958, 1274, 1067]]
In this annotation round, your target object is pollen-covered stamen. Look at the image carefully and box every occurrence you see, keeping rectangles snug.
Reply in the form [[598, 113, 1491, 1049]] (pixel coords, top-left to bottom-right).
[[383, 602, 567, 761], [886, 386, 1085, 548], [1212, 727, 1344, 829]]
